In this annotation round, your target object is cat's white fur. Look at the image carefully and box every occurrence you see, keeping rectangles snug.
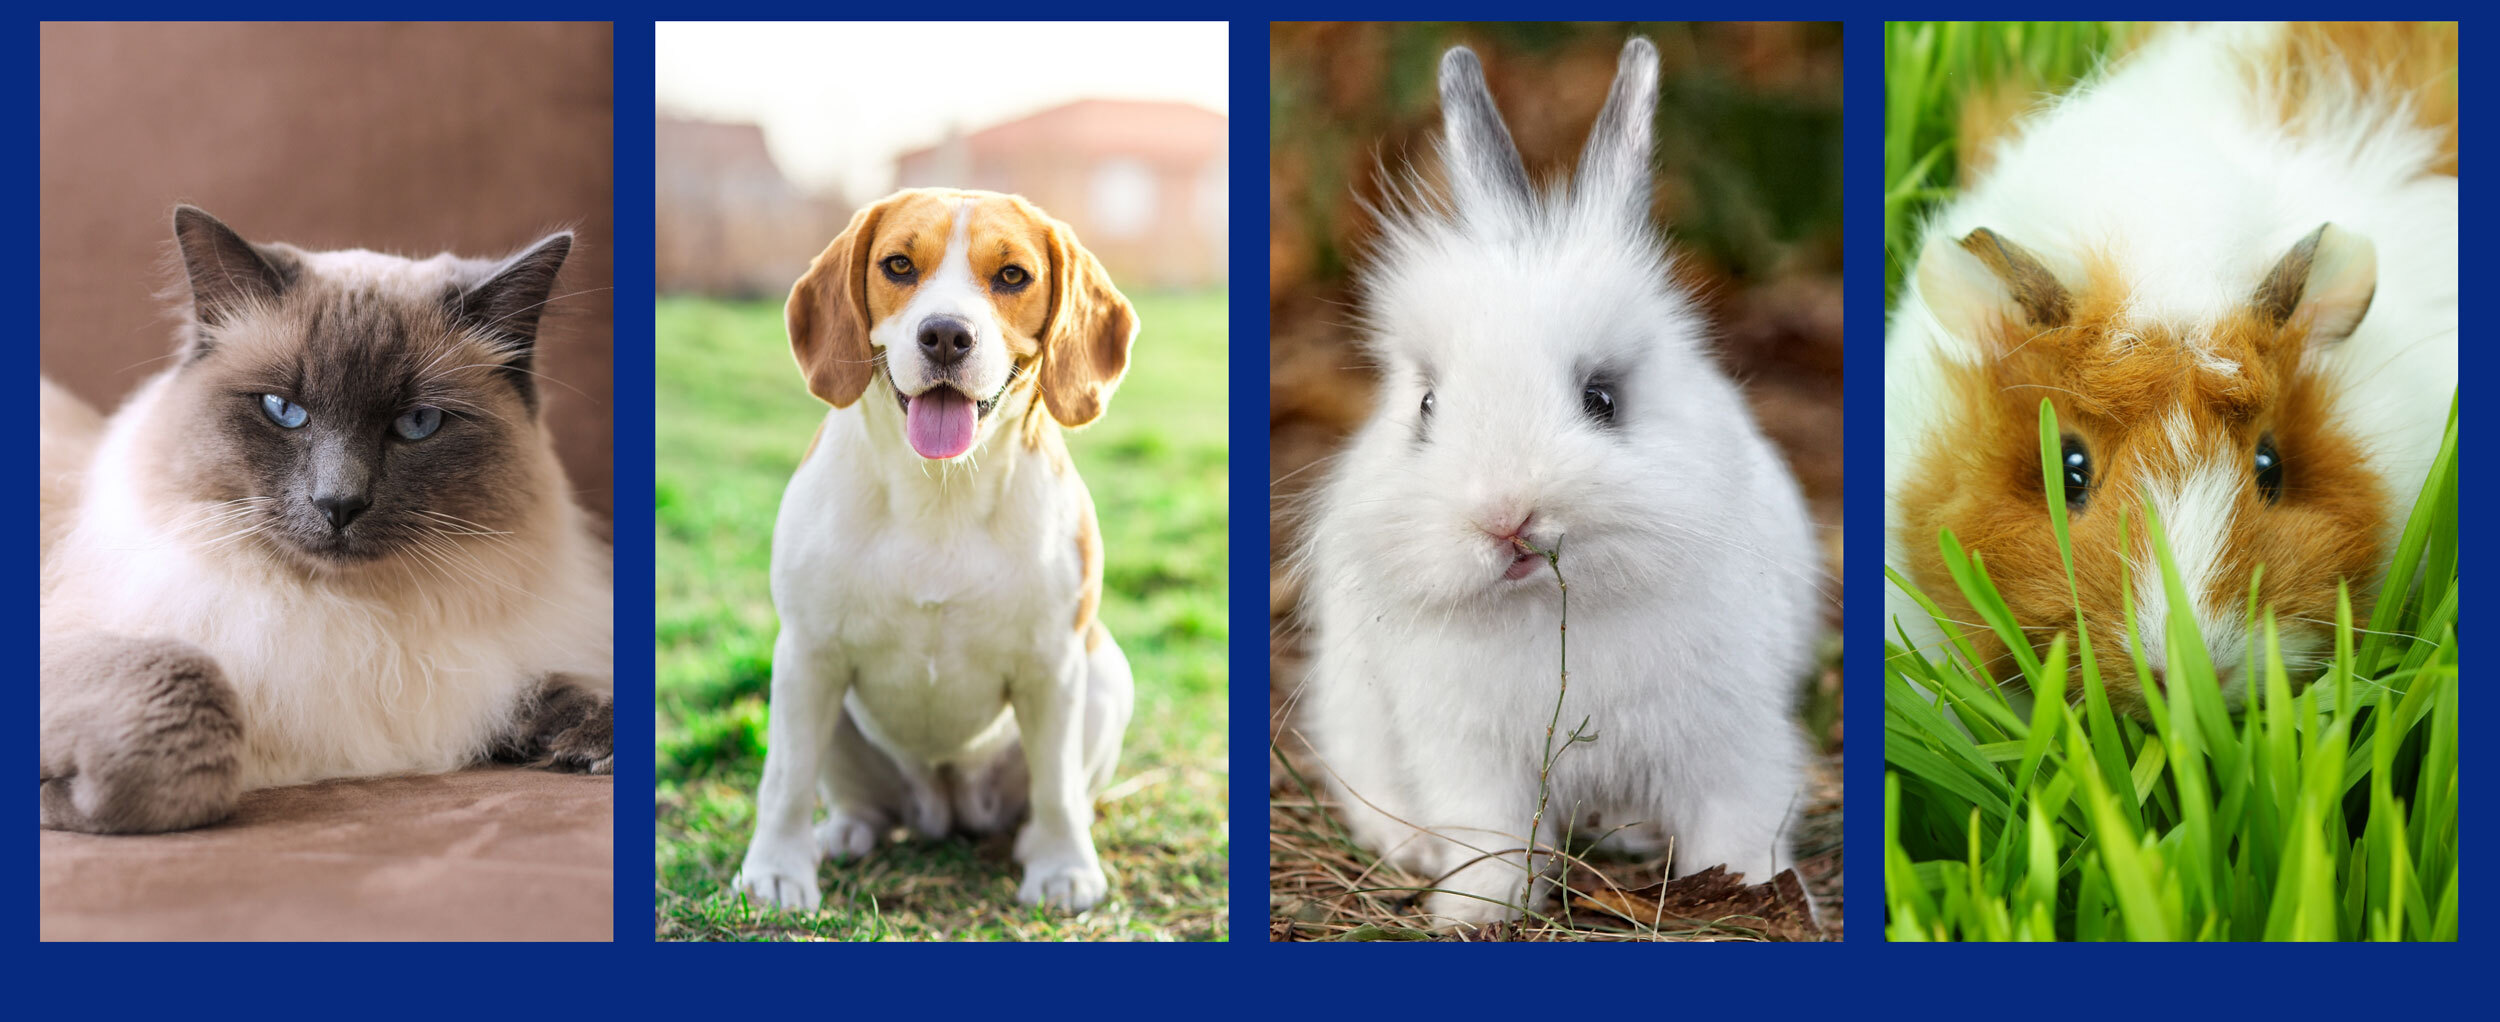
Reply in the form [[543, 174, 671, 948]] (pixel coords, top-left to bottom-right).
[[41, 248, 613, 790], [1884, 23, 2458, 659]]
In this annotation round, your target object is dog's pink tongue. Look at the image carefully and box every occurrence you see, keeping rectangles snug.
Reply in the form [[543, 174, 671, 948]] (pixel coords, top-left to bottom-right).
[[905, 389, 976, 459]]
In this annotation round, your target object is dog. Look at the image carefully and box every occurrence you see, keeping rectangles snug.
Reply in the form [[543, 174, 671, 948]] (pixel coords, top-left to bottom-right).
[[732, 188, 1139, 912]]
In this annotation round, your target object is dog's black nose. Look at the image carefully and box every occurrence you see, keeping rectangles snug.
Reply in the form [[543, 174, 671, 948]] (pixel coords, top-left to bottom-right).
[[917, 316, 975, 368], [312, 494, 370, 531]]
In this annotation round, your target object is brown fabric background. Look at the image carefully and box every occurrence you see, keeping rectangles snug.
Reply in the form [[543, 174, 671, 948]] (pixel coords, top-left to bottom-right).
[[41, 769, 613, 941], [39, 22, 615, 516]]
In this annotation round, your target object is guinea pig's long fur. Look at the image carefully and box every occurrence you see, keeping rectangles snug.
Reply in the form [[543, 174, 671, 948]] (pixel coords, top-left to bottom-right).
[[1294, 39, 1823, 927], [1886, 23, 2456, 713]]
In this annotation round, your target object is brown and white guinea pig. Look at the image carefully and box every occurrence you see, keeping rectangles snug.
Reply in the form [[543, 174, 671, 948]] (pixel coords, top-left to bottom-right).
[[1884, 23, 2456, 716]]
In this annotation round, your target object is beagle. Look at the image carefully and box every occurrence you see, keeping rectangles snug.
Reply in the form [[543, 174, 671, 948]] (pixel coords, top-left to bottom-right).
[[733, 188, 1139, 912]]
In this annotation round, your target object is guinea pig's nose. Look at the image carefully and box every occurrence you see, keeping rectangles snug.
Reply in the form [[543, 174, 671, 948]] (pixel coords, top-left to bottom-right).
[[917, 316, 975, 368]]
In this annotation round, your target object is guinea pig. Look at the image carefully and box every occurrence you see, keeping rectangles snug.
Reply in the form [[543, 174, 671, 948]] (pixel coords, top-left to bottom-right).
[[1295, 38, 1823, 927], [1885, 22, 2456, 716]]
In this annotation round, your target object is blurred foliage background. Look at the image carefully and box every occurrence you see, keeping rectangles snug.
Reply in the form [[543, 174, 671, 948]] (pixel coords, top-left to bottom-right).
[[1882, 21, 2136, 303], [1267, 22, 1846, 939]]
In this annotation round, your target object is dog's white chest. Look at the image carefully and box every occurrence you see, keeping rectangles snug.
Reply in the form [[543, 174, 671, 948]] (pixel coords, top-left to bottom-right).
[[836, 545, 1030, 761], [772, 426, 1082, 765]]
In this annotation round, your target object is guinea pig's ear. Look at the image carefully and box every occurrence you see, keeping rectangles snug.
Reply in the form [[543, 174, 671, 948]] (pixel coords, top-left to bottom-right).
[[1437, 45, 1533, 214], [2253, 222, 2376, 343], [1036, 209, 1138, 428], [786, 199, 887, 408], [1573, 37, 1661, 224], [1915, 227, 2073, 344]]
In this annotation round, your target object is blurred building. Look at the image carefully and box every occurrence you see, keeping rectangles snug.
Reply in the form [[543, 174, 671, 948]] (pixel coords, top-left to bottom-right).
[[655, 115, 849, 297], [896, 99, 1227, 289]]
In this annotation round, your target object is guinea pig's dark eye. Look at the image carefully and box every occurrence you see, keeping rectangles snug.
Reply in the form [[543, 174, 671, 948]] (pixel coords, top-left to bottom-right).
[[1581, 383, 1616, 425], [996, 265, 1028, 288], [2255, 434, 2283, 503], [881, 255, 915, 278], [2060, 435, 2092, 510]]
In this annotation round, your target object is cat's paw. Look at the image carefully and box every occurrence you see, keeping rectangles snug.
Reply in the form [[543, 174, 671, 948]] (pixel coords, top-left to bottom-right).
[[540, 709, 612, 773], [1017, 855, 1108, 911], [734, 841, 823, 913], [495, 675, 612, 774]]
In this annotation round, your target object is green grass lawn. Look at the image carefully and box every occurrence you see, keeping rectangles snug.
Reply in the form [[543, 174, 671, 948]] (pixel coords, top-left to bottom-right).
[[1885, 402, 2459, 940], [653, 291, 1230, 941]]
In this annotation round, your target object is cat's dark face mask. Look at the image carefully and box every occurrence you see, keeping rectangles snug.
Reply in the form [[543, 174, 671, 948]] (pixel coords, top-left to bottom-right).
[[158, 207, 573, 570]]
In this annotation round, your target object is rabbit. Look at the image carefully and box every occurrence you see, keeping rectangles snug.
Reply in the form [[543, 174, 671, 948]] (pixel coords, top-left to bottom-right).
[[1885, 23, 2456, 717], [1293, 38, 1823, 928]]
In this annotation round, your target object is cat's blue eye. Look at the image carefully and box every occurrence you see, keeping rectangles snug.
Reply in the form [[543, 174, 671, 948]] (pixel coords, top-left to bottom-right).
[[394, 405, 443, 441], [259, 394, 307, 429]]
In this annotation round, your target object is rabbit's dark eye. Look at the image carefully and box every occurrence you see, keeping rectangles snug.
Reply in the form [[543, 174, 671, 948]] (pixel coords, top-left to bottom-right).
[[2255, 435, 2283, 503], [2060, 435, 2092, 510], [1581, 383, 1616, 425], [1420, 390, 1435, 421]]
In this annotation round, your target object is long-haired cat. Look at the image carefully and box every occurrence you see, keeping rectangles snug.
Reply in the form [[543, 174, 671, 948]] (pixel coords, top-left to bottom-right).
[[39, 206, 614, 834]]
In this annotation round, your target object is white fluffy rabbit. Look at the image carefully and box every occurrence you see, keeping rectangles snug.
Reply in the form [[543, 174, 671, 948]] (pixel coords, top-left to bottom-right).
[[1294, 38, 1823, 927]]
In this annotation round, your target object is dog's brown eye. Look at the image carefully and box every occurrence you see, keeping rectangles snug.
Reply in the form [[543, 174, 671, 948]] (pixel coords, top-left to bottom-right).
[[881, 255, 914, 277], [997, 265, 1028, 287]]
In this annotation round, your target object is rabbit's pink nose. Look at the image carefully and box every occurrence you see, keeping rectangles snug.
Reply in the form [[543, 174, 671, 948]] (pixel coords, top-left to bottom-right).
[[1478, 510, 1534, 543]]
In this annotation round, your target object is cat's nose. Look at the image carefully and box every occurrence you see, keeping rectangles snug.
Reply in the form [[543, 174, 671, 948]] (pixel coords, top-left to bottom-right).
[[312, 494, 370, 531]]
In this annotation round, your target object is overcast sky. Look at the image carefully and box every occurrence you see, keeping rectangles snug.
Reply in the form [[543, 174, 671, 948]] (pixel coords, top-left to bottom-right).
[[657, 22, 1230, 201]]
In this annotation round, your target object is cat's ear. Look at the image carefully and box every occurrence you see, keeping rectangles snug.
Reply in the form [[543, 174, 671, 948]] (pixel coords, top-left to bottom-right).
[[173, 205, 294, 339], [455, 231, 573, 400]]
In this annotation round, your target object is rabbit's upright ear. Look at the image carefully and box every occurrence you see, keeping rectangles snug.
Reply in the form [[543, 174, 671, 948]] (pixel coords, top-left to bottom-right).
[[1437, 46, 1532, 213], [1575, 37, 1661, 222]]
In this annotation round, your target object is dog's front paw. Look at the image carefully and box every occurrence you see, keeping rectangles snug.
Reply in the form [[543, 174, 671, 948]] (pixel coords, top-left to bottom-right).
[[733, 841, 823, 912], [1017, 856, 1107, 911]]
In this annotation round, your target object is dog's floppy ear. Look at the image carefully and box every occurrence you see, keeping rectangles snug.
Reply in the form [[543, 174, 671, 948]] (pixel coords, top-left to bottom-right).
[[1437, 45, 1532, 213], [1574, 38, 1660, 222], [1035, 209, 1137, 428], [786, 200, 887, 408]]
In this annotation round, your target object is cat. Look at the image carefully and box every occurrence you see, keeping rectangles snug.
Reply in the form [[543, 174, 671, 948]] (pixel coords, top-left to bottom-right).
[[38, 206, 614, 834]]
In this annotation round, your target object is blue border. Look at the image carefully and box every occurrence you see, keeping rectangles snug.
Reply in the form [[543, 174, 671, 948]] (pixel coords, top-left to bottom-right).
[[1229, 16, 1267, 945], [615, 17, 656, 945]]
